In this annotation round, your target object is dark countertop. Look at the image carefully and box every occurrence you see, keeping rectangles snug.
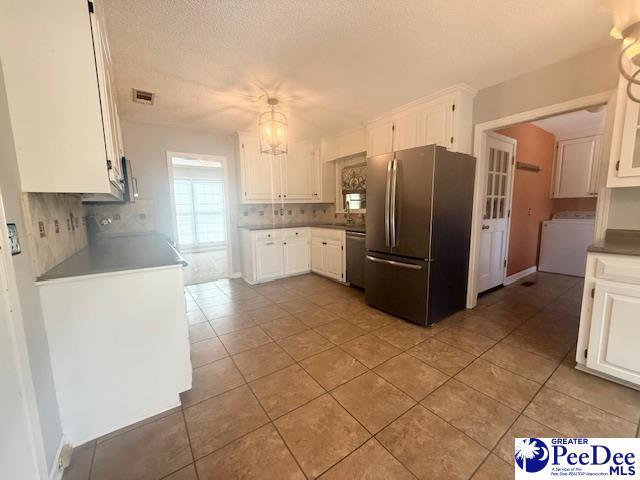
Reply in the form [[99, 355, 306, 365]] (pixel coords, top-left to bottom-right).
[[238, 223, 366, 234], [37, 233, 187, 282], [588, 229, 640, 257]]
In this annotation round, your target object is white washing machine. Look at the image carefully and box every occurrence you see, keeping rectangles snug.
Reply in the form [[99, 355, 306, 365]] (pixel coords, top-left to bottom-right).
[[538, 211, 595, 277]]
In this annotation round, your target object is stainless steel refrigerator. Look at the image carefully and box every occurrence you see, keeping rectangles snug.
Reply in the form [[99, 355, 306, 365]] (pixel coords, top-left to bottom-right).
[[365, 145, 476, 326]]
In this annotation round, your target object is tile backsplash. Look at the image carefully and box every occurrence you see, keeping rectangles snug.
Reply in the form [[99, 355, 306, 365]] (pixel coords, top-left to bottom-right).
[[85, 198, 156, 235], [238, 203, 336, 226], [22, 193, 87, 277]]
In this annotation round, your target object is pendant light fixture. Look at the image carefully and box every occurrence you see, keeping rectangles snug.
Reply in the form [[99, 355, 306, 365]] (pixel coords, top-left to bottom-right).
[[613, 22, 640, 103], [259, 97, 288, 155]]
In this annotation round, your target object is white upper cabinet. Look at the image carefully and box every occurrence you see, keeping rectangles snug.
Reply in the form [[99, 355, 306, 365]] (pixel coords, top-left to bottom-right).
[[367, 118, 395, 157], [321, 127, 366, 163], [364, 85, 475, 158], [419, 97, 455, 148], [237, 133, 334, 204], [608, 76, 640, 187], [552, 135, 602, 198], [239, 133, 279, 202], [0, 0, 124, 194], [393, 110, 420, 151], [282, 140, 315, 201]]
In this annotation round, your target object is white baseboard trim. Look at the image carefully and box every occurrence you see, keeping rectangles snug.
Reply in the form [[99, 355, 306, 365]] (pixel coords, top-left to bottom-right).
[[49, 435, 67, 480], [228, 272, 242, 279], [503, 266, 537, 286]]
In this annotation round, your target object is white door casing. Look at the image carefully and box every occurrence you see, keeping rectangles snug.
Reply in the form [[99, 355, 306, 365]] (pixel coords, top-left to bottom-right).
[[477, 132, 516, 293]]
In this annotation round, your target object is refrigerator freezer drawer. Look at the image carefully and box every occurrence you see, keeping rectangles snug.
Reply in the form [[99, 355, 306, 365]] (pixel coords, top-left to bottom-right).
[[364, 253, 430, 326]]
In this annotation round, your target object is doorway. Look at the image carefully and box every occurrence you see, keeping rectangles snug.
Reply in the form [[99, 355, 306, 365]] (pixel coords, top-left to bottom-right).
[[469, 91, 615, 305], [167, 152, 232, 285]]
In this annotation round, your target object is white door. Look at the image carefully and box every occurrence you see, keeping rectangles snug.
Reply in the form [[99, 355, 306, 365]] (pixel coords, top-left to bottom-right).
[[241, 135, 279, 202], [367, 119, 394, 157], [283, 238, 310, 275], [282, 140, 314, 200], [553, 136, 599, 198], [324, 241, 343, 281], [477, 132, 516, 293], [587, 282, 640, 385], [310, 238, 325, 274], [255, 241, 284, 281]]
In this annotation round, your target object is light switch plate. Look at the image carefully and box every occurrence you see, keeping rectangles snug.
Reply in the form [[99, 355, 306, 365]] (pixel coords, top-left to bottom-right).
[[7, 223, 21, 255]]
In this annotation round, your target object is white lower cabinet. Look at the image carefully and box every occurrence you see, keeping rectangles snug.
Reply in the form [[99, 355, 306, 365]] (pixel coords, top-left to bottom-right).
[[283, 234, 311, 275], [576, 253, 640, 388], [240, 227, 345, 284], [255, 239, 285, 281], [310, 228, 346, 282]]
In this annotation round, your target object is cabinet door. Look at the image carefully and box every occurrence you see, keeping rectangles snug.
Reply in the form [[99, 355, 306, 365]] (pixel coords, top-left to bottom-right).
[[310, 238, 325, 274], [419, 98, 454, 148], [255, 241, 284, 281], [617, 80, 640, 179], [587, 282, 640, 385], [553, 137, 598, 198], [241, 136, 278, 201], [324, 241, 343, 281], [367, 120, 394, 157], [393, 111, 419, 151], [282, 140, 314, 200], [283, 238, 310, 275], [90, 6, 123, 187]]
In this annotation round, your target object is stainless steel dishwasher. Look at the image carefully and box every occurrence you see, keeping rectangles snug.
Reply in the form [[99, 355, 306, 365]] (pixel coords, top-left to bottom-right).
[[346, 230, 366, 288]]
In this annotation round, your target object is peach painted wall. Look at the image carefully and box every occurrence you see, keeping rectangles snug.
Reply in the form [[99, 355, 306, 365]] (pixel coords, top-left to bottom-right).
[[497, 123, 555, 276]]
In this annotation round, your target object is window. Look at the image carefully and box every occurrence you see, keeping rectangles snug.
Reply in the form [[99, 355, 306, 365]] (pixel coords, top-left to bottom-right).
[[174, 179, 226, 249], [344, 192, 366, 210]]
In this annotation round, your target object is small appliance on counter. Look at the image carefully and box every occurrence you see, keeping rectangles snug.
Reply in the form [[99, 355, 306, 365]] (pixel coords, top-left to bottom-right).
[[365, 145, 476, 326]]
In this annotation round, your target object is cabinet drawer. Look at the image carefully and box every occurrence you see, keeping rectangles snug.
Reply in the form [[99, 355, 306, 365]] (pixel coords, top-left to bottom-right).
[[594, 256, 640, 285], [282, 228, 309, 239], [310, 228, 344, 242], [253, 230, 283, 241]]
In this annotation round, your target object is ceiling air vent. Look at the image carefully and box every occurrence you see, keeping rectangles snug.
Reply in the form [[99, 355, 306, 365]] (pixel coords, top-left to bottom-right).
[[132, 89, 154, 105]]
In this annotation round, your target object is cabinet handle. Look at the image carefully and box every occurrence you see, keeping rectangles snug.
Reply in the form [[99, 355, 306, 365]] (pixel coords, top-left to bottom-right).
[[284, 194, 287, 198], [283, 242, 287, 245], [322, 241, 327, 245], [295, 232, 299, 235]]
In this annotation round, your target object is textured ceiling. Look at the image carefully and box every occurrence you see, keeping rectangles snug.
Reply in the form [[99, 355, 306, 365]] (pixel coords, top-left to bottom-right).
[[103, 0, 613, 139]]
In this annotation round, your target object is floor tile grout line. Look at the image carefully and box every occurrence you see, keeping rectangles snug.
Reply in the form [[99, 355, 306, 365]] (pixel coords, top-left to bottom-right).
[[484, 344, 574, 469]]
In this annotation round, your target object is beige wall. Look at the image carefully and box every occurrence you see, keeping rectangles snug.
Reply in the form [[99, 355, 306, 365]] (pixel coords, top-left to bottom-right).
[[119, 121, 241, 272], [608, 187, 640, 230], [473, 43, 620, 125]]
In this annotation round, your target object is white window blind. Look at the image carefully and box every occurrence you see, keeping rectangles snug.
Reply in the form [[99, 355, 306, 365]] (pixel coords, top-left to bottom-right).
[[174, 179, 226, 249]]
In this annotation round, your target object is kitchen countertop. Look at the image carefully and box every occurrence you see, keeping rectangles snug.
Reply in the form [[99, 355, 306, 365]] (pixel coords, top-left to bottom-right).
[[37, 233, 187, 282], [588, 229, 640, 257], [238, 223, 366, 233]]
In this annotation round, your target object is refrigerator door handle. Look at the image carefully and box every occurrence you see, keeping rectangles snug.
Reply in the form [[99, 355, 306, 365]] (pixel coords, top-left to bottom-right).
[[366, 255, 422, 270], [390, 158, 398, 247], [384, 159, 392, 247]]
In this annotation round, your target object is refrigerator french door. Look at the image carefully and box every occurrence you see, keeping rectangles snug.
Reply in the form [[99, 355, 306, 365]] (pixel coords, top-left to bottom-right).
[[365, 145, 475, 326]]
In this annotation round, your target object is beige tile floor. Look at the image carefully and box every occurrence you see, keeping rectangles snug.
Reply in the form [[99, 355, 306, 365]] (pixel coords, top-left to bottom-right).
[[63, 272, 640, 480]]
